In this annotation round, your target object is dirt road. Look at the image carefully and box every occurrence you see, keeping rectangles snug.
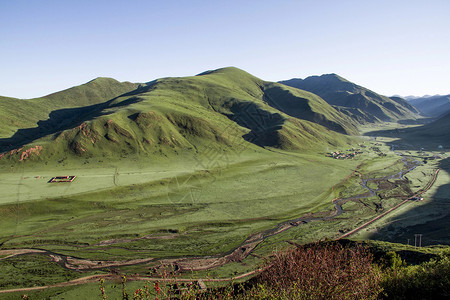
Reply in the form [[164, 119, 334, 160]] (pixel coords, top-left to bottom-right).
[[338, 168, 440, 239], [0, 269, 265, 294]]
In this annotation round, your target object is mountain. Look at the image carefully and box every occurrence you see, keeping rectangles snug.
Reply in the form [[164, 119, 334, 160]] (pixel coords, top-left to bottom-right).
[[404, 95, 436, 101], [408, 95, 450, 117], [0, 67, 358, 162], [407, 112, 450, 147], [280, 74, 420, 124], [365, 111, 450, 149], [0, 78, 138, 138]]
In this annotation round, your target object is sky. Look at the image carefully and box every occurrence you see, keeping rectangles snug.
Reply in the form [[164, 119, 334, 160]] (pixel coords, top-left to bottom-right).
[[1, 0, 449, 99]]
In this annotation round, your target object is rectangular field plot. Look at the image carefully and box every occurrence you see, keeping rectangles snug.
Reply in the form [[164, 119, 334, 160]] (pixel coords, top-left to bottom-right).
[[48, 176, 76, 183]]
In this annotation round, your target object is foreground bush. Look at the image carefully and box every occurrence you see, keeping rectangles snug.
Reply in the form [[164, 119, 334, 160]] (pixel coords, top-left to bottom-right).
[[380, 254, 450, 299], [253, 242, 382, 299]]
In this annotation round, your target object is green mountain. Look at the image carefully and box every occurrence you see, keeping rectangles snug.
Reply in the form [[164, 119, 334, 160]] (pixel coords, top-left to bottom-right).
[[280, 74, 419, 124], [0, 67, 357, 162], [0, 78, 138, 139], [408, 94, 450, 117], [365, 112, 450, 149], [407, 112, 450, 147]]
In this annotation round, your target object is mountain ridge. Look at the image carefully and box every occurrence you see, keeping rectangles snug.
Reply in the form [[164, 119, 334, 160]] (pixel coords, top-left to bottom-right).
[[0, 67, 358, 162], [280, 74, 420, 124], [0, 78, 138, 139], [407, 94, 450, 117]]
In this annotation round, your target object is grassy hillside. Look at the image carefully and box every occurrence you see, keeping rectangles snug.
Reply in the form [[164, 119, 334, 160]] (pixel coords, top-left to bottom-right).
[[0, 67, 357, 163], [0, 78, 138, 139], [364, 112, 450, 149], [280, 74, 419, 124], [411, 112, 450, 147], [408, 94, 450, 117]]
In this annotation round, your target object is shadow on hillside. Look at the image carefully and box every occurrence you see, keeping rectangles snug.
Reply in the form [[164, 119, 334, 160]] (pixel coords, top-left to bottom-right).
[[364, 124, 450, 246], [0, 97, 142, 153], [263, 85, 350, 134], [363, 120, 449, 150], [228, 101, 285, 147]]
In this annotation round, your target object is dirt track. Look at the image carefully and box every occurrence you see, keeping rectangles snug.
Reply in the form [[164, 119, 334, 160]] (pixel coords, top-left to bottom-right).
[[0, 269, 265, 294]]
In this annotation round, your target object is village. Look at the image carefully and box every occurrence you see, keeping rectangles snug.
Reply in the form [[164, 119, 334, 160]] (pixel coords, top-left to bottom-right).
[[326, 147, 364, 159]]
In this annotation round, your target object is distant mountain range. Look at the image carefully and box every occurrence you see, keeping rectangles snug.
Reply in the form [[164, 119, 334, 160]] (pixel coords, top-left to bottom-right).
[[280, 74, 419, 124], [403, 95, 439, 101], [406, 95, 450, 117]]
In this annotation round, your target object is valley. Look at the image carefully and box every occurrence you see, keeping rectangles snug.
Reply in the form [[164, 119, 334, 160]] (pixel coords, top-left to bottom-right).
[[0, 68, 449, 299], [1, 134, 447, 298]]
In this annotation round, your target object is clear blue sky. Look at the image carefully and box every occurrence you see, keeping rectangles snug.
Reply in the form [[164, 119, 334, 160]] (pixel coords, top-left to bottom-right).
[[1, 0, 449, 98]]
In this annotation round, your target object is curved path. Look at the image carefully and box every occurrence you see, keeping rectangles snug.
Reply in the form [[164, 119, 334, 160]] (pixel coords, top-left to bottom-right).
[[0, 269, 266, 295]]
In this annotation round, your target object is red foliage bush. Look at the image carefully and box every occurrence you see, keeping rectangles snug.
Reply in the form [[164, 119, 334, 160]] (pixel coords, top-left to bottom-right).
[[256, 242, 382, 299]]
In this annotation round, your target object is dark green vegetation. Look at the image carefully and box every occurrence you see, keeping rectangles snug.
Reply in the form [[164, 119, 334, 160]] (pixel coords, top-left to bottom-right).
[[408, 94, 450, 117], [280, 74, 419, 124], [0, 254, 98, 290]]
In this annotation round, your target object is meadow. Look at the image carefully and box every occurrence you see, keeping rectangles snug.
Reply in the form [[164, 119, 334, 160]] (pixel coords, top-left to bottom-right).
[[0, 148, 361, 256], [1, 132, 449, 298]]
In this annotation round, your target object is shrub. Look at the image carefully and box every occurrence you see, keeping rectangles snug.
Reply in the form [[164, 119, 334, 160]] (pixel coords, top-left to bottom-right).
[[254, 242, 382, 299], [381, 255, 450, 299]]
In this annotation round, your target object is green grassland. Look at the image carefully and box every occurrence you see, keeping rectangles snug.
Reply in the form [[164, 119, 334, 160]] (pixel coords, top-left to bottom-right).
[[0, 67, 362, 262], [0, 149, 360, 258], [2, 137, 436, 297]]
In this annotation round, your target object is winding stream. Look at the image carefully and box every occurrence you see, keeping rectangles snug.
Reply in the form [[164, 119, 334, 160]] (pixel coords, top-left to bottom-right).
[[0, 156, 424, 273]]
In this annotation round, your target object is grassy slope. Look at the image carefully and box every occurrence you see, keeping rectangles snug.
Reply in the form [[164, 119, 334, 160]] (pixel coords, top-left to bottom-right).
[[280, 74, 419, 124], [408, 112, 450, 147], [1, 67, 357, 164], [0, 78, 138, 139], [363, 112, 450, 149]]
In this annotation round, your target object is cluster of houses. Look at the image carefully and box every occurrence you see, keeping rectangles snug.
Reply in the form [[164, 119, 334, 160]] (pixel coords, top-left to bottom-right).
[[327, 148, 363, 159]]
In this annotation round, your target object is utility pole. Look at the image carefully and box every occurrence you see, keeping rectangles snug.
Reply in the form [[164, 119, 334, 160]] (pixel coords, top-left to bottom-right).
[[414, 234, 423, 248]]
